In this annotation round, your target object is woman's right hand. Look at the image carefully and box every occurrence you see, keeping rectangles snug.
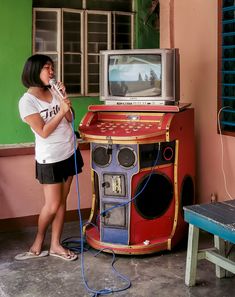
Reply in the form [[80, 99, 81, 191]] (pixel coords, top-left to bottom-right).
[[59, 98, 71, 115], [24, 94, 72, 138]]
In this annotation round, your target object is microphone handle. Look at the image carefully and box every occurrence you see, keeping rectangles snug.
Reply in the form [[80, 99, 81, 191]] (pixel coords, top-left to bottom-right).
[[51, 83, 66, 100], [49, 79, 72, 114]]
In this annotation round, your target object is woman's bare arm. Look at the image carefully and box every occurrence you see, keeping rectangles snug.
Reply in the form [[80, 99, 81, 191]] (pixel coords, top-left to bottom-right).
[[24, 100, 70, 138]]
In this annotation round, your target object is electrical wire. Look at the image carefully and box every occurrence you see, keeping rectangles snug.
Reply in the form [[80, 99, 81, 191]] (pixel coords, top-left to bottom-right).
[[217, 106, 234, 200], [97, 143, 161, 219], [65, 113, 131, 296], [218, 107, 235, 258]]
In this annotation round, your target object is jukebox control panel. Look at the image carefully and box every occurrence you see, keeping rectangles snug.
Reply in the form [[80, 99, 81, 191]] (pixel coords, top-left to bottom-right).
[[79, 108, 176, 142]]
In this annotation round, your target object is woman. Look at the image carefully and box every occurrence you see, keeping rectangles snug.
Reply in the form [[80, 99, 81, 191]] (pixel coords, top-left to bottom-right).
[[16, 54, 83, 261]]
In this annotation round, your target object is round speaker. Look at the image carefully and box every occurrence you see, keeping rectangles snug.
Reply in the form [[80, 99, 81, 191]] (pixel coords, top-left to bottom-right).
[[162, 146, 174, 161], [93, 146, 111, 167], [117, 147, 137, 168], [181, 175, 194, 215], [134, 172, 173, 219]]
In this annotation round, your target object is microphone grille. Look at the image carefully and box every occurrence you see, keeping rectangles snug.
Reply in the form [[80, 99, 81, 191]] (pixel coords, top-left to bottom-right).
[[49, 78, 57, 86]]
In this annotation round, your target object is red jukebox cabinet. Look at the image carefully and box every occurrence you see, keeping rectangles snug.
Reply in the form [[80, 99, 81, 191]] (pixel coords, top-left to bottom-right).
[[79, 103, 195, 255]]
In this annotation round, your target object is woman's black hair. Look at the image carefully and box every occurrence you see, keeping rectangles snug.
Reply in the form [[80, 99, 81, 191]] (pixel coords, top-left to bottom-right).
[[21, 54, 54, 88]]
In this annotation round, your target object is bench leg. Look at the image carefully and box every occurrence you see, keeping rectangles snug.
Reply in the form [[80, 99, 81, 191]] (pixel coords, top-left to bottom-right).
[[214, 235, 226, 278], [185, 224, 199, 286], [226, 242, 235, 277]]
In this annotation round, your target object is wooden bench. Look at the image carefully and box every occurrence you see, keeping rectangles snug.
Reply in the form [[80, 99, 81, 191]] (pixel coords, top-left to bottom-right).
[[184, 200, 235, 286]]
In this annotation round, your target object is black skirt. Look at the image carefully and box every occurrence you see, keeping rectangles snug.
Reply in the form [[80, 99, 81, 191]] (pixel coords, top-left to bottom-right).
[[36, 148, 84, 184]]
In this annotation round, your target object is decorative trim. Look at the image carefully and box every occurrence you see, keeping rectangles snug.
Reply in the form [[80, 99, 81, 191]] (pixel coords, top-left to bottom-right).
[[169, 0, 174, 48], [0, 208, 91, 232], [168, 139, 179, 249], [0, 141, 90, 157]]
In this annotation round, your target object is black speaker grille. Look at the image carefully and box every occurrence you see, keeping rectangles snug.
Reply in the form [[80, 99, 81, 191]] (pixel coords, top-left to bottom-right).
[[117, 147, 136, 168], [139, 141, 175, 169], [134, 172, 173, 219], [181, 175, 194, 215], [93, 146, 111, 167]]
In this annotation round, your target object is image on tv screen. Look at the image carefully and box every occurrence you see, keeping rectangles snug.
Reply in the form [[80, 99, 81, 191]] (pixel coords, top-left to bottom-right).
[[108, 54, 161, 97]]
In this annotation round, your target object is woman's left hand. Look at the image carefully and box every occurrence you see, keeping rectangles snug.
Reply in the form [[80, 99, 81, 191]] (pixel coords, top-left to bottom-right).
[[56, 81, 67, 98]]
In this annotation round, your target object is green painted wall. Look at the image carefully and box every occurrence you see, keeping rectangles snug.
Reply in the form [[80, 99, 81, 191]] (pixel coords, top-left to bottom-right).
[[0, 0, 100, 145], [135, 0, 160, 49], [0, 0, 33, 144], [0, 0, 158, 145]]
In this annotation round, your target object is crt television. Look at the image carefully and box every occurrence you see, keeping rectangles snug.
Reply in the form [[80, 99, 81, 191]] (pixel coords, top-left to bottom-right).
[[99, 48, 179, 105]]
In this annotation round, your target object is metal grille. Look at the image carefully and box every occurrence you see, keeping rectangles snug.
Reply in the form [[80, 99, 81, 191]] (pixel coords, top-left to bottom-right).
[[221, 1, 235, 132]]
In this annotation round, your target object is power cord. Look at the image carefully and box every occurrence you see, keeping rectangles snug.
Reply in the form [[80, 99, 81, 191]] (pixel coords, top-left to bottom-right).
[[217, 106, 234, 200]]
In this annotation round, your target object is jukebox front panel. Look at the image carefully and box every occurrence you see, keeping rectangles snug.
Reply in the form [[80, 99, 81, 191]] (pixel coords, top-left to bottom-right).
[[91, 140, 177, 245], [130, 141, 176, 245], [130, 166, 175, 244], [91, 142, 139, 245]]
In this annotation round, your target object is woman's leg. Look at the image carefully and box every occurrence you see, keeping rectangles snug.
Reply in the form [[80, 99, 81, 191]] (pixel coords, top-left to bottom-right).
[[30, 182, 64, 254], [50, 176, 73, 255]]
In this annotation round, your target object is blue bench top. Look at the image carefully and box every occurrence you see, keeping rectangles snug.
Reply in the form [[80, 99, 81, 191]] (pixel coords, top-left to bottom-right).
[[184, 200, 235, 244]]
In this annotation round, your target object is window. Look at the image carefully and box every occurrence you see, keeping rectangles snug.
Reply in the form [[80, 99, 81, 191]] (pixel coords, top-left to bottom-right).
[[219, 0, 235, 134], [33, 0, 134, 96]]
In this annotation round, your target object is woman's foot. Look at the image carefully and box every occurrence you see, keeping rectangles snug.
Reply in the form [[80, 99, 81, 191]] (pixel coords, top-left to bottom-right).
[[49, 245, 78, 261], [29, 239, 44, 255], [15, 250, 49, 261]]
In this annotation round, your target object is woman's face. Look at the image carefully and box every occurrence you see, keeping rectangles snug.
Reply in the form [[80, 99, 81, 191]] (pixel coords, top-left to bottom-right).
[[40, 61, 54, 86]]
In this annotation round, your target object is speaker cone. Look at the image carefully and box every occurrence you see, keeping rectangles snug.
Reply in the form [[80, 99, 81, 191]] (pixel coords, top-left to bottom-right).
[[134, 172, 173, 219], [117, 147, 137, 168], [93, 146, 111, 167], [181, 175, 194, 215], [162, 146, 174, 161]]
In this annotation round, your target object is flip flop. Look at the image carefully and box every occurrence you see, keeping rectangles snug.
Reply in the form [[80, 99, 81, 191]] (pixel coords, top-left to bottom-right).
[[15, 250, 49, 261], [49, 251, 78, 261]]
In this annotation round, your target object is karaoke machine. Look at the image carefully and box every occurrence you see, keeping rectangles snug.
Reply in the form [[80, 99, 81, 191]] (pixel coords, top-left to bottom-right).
[[79, 103, 195, 255]]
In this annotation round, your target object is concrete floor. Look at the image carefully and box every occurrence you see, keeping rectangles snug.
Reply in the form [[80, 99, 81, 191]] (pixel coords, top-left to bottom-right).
[[0, 221, 234, 297]]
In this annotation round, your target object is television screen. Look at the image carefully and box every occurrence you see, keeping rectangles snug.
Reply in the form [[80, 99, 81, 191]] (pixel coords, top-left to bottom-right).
[[108, 54, 161, 97], [100, 48, 179, 105]]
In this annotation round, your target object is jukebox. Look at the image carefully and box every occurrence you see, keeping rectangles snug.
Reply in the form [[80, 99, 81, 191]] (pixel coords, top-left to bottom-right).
[[79, 103, 195, 255]]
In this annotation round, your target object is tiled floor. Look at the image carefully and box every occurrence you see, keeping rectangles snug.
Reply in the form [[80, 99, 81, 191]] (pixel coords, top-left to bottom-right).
[[0, 221, 234, 297]]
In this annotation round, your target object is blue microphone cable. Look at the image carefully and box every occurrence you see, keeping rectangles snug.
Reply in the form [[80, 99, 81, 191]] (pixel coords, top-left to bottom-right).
[[62, 112, 132, 296], [98, 142, 161, 220]]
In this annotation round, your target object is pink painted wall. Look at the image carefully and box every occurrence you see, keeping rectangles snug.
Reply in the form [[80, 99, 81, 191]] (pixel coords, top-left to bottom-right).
[[160, 0, 235, 203], [1, 0, 235, 221], [0, 150, 92, 219]]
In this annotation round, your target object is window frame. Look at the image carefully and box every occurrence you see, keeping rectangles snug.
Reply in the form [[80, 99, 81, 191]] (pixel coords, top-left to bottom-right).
[[62, 8, 84, 96], [218, 0, 235, 136], [33, 8, 62, 80], [33, 7, 134, 97], [85, 10, 111, 96]]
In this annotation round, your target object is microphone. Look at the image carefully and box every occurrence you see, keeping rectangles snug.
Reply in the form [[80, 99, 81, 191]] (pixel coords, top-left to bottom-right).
[[49, 78, 66, 100], [49, 78, 73, 116]]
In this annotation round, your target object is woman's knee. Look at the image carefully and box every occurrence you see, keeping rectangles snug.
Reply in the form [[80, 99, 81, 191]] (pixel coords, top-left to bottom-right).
[[44, 202, 60, 216], [43, 184, 64, 211]]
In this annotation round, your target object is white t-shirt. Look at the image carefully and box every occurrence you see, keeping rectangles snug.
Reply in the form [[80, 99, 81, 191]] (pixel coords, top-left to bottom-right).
[[19, 92, 74, 164]]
